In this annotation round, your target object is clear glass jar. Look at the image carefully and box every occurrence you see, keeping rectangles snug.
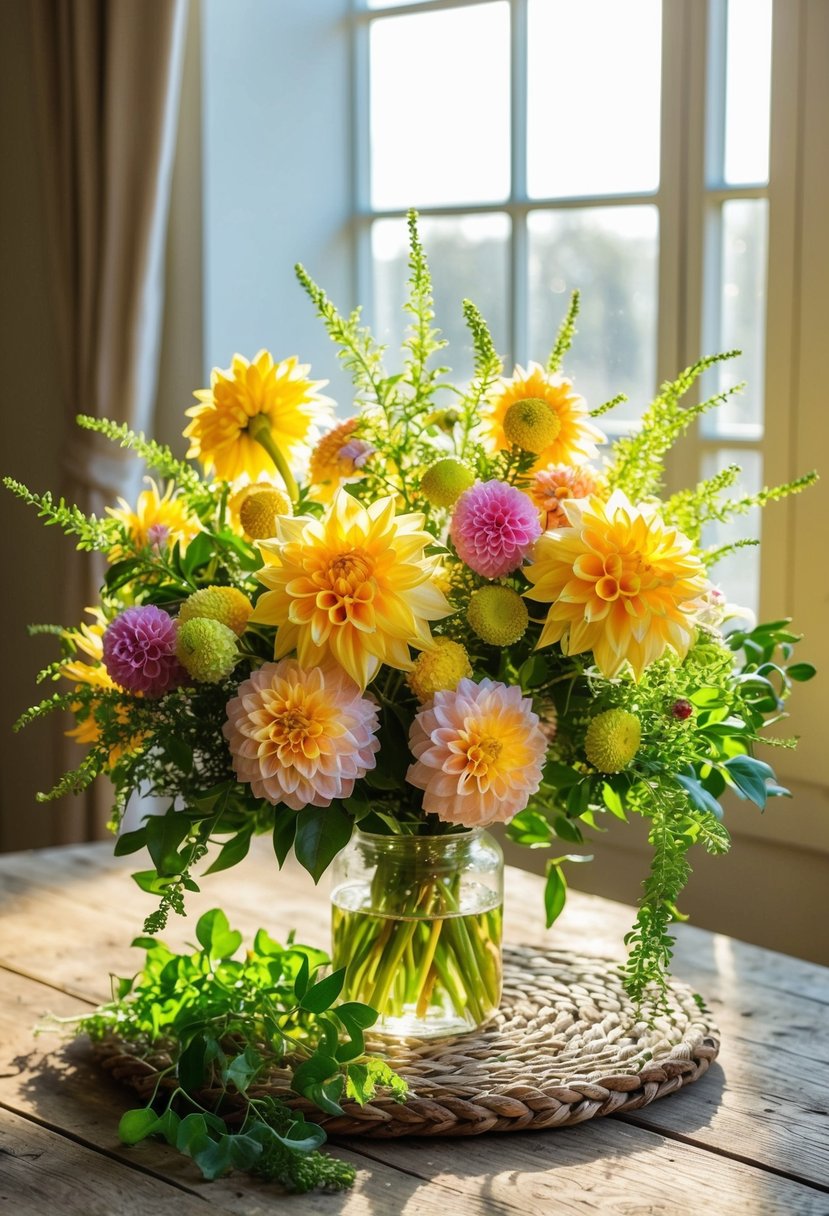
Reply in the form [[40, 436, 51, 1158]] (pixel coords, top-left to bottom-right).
[[331, 829, 503, 1039]]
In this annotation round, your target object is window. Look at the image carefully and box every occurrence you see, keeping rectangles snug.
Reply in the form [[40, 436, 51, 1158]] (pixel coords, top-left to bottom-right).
[[352, 0, 775, 615]]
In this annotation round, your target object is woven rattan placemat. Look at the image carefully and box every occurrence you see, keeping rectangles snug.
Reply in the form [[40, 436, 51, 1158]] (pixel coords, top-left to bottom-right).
[[91, 945, 720, 1137]]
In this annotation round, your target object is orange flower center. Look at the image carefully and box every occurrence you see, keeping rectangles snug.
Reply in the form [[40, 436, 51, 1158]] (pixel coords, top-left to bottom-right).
[[463, 732, 503, 776], [309, 548, 377, 627], [262, 700, 329, 761], [575, 550, 656, 604]]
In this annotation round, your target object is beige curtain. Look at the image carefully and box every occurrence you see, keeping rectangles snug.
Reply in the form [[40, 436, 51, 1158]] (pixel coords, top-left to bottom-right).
[[30, 0, 188, 840]]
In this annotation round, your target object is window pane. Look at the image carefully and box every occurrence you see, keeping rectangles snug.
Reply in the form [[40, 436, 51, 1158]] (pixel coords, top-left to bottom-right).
[[701, 448, 762, 619], [372, 214, 510, 384], [527, 206, 658, 421], [527, 0, 661, 198], [370, 5, 510, 209], [724, 0, 773, 185], [704, 199, 768, 438]]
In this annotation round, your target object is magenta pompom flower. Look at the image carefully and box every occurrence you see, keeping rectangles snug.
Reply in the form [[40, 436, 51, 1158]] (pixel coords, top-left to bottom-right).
[[102, 605, 185, 697], [223, 659, 380, 810], [450, 480, 542, 579], [407, 677, 548, 827]]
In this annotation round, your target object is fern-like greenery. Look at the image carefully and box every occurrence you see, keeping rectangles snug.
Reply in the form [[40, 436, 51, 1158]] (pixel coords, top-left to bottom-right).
[[2, 477, 120, 551], [547, 291, 580, 374], [606, 352, 743, 500]]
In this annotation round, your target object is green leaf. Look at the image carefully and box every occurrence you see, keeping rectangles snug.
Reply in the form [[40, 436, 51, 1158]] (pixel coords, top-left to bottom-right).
[[544, 863, 567, 928], [114, 827, 148, 857], [272, 806, 297, 867], [163, 735, 193, 775], [506, 808, 553, 847], [602, 782, 627, 820], [204, 827, 253, 875], [224, 1045, 262, 1094], [300, 968, 346, 1014], [723, 754, 776, 808], [552, 815, 584, 844], [145, 812, 191, 877], [178, 1033, 209, 1093], [195, 908, 243, 960], [118, 1107, 160, 1145], [294, 953, 310, 1001], [294, 803, 353, 883], [787, 662, 817, 682]]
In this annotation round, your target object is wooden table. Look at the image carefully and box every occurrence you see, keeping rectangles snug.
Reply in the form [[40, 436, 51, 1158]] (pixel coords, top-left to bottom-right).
[[0, 841, 827, 1215]]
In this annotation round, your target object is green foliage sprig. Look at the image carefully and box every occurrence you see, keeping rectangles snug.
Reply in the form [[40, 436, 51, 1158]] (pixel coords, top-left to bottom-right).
[[70, 908, 405, 1193], [2, 477, 120, 551], [606, 353, 743, 500]]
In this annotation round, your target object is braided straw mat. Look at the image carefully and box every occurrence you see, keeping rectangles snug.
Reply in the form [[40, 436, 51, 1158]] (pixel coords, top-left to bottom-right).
[[91, 946, 720, 1138]]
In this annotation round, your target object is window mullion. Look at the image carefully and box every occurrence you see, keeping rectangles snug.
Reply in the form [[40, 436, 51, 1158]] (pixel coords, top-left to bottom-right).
[[509, 0, 528, 368], [351, 8, 374, 317], [663, 0, 708, 493]]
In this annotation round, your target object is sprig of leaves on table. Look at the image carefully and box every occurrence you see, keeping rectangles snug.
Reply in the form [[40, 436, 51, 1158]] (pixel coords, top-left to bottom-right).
[[74, 909, 406, 1193]]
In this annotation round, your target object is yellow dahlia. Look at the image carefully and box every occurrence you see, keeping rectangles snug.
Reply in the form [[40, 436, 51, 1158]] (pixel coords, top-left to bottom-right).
[[524, 491, 709, 679], [252, 489, 452, 689], [106, 479, 200, 561], [308, 418, 374, 503], [481, 362, 606, 472], [184, 350, 333, 484], [530, 464, 606, 531], [223, 659, 380, 809]]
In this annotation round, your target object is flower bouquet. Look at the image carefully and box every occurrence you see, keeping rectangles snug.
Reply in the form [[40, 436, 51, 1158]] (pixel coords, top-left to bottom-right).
[[7, 212, 816, 1039]]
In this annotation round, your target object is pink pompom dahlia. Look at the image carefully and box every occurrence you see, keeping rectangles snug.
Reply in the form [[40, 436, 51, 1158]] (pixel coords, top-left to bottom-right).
[[450, 480, 542, 579], [102, 605, 185, 697], [223, 659, 380, 810], [407, 678, 547, 827]]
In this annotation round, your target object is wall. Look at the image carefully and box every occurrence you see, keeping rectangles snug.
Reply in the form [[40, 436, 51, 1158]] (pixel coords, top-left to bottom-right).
[[0, 0, 70, 849]]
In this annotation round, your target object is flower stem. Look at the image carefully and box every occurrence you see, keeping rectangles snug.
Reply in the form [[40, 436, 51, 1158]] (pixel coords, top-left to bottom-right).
[[247, 414, 299, 503]]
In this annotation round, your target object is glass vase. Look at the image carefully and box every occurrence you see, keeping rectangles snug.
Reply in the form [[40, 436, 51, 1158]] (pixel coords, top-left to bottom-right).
[[331, 829, 503, 1039]]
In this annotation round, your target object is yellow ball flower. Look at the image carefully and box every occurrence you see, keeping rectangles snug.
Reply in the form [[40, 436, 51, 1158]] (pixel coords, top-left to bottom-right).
[[408, 637, 473, 702], [178, 586, 253, 637], [420, 458, 475, 508], [184, 350, 333, 483], [502, 398, 562, 453], [585, 708, 641, 772], [525, 491, 709, 679], [481, 362, 606, 473], [252, 489, 452, 689], [467, 586, 528, 646], [229, 480, 292, 539]]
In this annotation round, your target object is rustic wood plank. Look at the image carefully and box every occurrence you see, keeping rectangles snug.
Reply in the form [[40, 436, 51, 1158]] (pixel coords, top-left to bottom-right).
[[343, 1125, 829, 1216], [0, 1106, 228, 1215], [3, 842, 829, 1197], [4, 967, 826, 1216], [0, 968, 525, 1215]]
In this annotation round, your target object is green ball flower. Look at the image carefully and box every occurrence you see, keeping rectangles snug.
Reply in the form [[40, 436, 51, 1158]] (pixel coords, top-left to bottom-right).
[[176, 617, 239, 684], [585, 708, 641, 773], [467, 585, 529, 646], [178, 585, 253, 637], [420, 457, 475, 509]]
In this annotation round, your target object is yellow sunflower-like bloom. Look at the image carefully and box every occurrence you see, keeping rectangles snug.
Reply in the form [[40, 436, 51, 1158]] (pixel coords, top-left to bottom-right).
[[184, 350, 333, 484], [252, 489, 452, 689], [106, 479, 200, 561], [481, 361, 606, 472], [524, 491, 709, 679]]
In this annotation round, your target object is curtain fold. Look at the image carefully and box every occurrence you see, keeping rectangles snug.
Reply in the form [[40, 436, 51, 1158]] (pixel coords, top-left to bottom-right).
[[30, 0, 188, 840]]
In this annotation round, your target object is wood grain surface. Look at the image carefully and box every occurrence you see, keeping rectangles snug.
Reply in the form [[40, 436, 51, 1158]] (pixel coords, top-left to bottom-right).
[[0, 840, 827, 1214]]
